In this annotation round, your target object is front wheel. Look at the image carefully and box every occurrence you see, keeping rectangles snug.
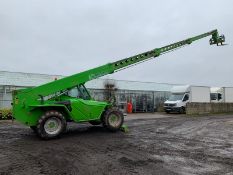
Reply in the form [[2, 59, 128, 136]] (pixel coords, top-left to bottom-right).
[[102, 109, 124, 131], [179, 107, 186, 114], [36, 110, 67, 139]]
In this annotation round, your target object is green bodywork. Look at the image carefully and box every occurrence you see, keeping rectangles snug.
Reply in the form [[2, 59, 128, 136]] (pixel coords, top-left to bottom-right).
[[12, 29, 225, 126]]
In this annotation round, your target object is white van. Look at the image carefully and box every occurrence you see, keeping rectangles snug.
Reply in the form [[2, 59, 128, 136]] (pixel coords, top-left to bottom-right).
[[164, 85, 210, 113]]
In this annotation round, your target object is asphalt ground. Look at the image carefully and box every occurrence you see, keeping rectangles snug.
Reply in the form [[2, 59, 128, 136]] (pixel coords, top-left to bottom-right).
[[0, 113, 233, 175]]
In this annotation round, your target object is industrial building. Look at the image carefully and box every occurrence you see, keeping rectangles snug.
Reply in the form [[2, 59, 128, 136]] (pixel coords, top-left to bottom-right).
[[0, 71, 175, 112]]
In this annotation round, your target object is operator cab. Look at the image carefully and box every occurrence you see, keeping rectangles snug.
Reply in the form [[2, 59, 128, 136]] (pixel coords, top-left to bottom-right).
[[67, 84, 91, 100]]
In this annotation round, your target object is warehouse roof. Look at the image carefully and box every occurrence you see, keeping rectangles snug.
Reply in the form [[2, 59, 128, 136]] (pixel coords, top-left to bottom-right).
[[0, 71, 174, 91], [0, 71, 63, 87]]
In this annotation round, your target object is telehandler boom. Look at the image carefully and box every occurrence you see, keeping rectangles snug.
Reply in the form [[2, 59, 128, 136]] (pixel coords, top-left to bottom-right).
[[12, 29, 225, 139]]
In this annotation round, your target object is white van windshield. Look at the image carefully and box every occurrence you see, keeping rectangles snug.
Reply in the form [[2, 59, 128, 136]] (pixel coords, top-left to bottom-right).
[[168, 94, 184, 101]]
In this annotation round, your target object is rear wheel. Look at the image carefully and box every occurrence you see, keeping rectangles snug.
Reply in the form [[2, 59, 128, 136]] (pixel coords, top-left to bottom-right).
[[36, 110, 66, 139], [102, 109, 124, 131]]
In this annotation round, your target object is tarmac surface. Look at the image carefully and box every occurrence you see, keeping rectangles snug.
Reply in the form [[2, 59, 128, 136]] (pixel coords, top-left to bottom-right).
[[0, 113, 233, 175]]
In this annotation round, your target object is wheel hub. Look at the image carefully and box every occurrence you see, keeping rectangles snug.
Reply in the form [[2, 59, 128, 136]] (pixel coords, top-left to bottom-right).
[[109, 114, 121, 127], [44, 117, 62, 135]]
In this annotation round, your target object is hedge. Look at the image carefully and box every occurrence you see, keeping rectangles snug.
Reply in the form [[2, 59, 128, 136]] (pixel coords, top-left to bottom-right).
[[0, 108, 13, 120]]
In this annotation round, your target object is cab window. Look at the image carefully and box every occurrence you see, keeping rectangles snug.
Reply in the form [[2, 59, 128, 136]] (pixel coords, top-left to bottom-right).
[[183, 94, 189, 101], [67, 85, 91, 100]]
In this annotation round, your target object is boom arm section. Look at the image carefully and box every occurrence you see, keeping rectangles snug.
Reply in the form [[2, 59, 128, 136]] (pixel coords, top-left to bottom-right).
[[112, 29, 225, 72], [18, 29, 224, 101]]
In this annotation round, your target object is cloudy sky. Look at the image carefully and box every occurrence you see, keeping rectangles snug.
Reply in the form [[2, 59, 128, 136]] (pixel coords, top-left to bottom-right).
[[0, 0, 232, 86]]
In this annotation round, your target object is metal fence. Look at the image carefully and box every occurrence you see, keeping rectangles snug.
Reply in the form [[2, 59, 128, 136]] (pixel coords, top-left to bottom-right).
[[0, 85, 16, 109], [89, 89, 170, 112]]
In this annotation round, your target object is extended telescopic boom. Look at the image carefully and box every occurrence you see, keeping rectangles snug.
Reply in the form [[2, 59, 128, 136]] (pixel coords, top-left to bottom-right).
[[112, 29, 225, 72], [19, 29, 225, 100]]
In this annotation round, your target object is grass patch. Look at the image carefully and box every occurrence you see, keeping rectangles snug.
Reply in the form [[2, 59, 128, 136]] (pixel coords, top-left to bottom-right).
[[0, 108, 13, 120]]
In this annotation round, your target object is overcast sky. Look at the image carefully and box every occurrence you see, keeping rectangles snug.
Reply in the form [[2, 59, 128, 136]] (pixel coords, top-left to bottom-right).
[[0, 0, 232, 87]]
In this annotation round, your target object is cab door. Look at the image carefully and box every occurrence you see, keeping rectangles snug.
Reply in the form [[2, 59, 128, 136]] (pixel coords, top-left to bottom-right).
[[182, 93, 189, 106]]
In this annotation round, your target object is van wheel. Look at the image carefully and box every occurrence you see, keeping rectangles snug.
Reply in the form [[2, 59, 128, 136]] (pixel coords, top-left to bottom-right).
[[102, 109, 124, 131], [36, 110, 66, 139], [180, 107, 185, 114]]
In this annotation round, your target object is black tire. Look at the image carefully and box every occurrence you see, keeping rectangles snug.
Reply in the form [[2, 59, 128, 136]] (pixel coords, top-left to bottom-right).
[[36, 110, 67, 140], [89, 120, 102, 125], [102, 109, 124, 131], [180, 107, 185, 114], [166, 111, 170, 114]]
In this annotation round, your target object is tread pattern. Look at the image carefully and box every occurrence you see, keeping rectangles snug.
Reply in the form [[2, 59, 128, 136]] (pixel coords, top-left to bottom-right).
[[36, 110, 66, 140], [102, 109, 124, 131]]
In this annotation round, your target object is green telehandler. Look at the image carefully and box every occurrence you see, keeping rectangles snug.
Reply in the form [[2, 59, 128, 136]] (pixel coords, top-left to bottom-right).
[[12, 29, 225, 139]]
